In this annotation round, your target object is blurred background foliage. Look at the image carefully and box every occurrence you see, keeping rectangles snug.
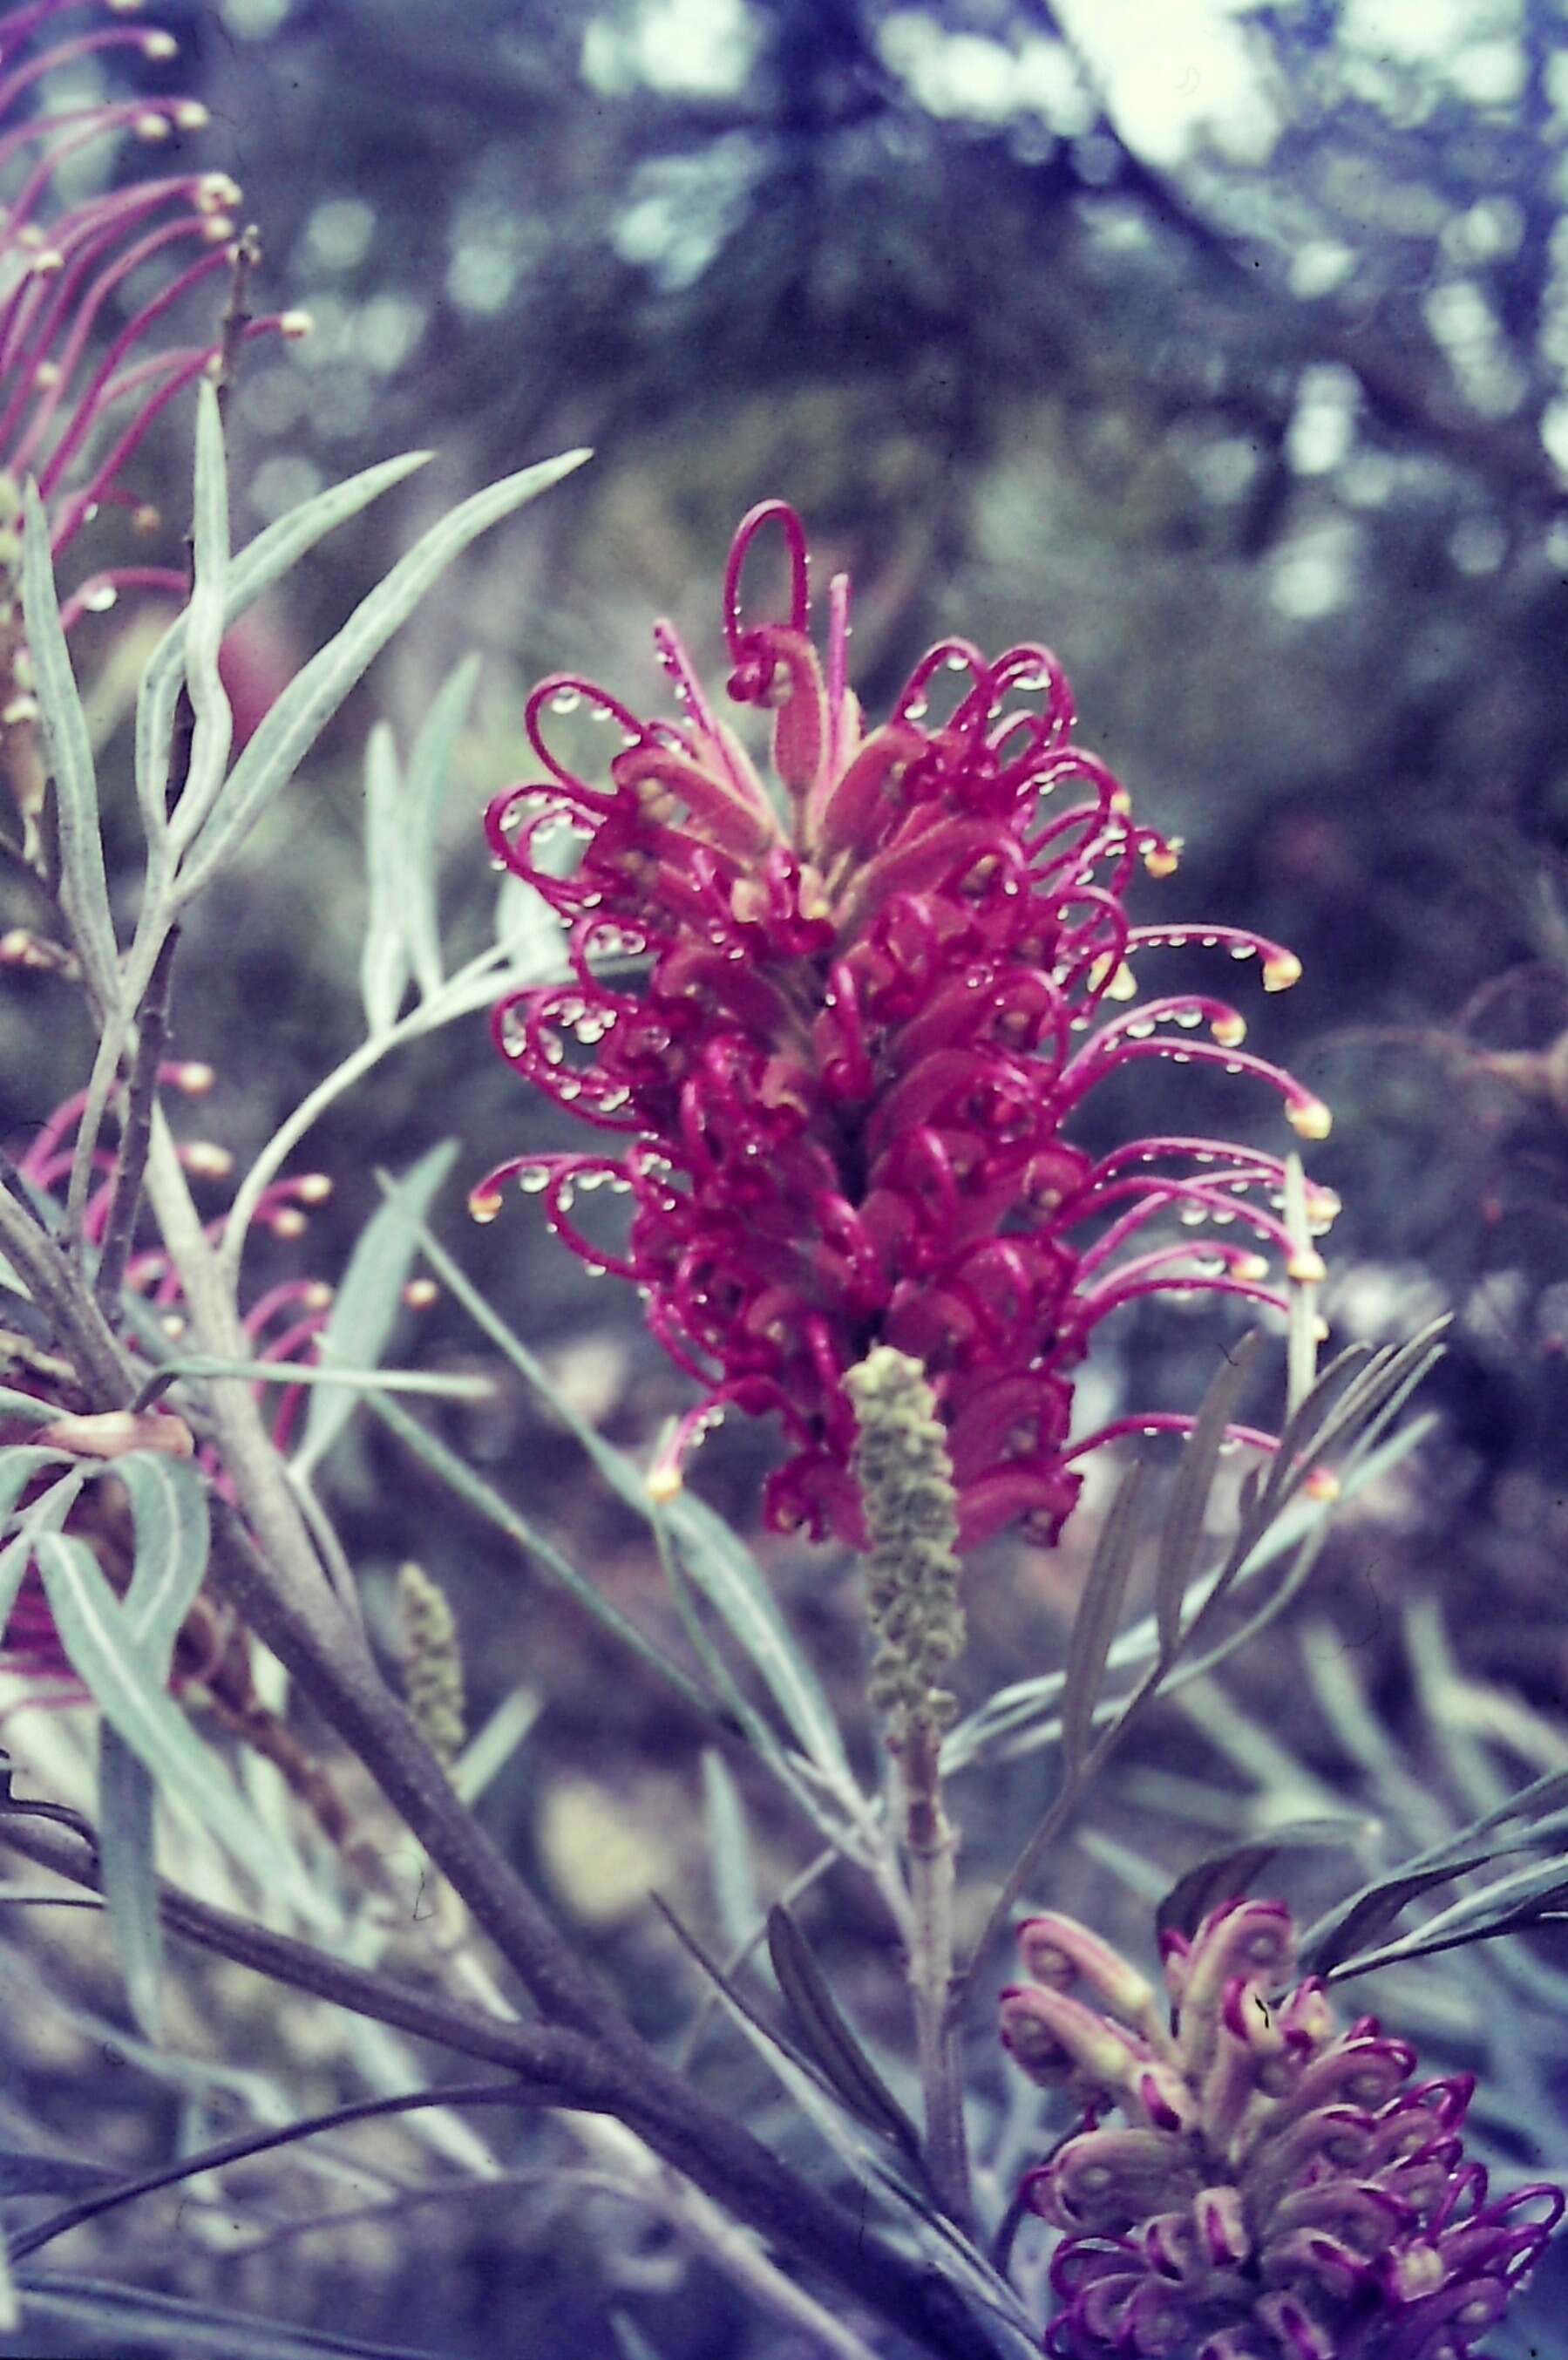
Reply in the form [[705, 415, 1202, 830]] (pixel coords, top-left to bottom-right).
[[8, 0, 1568, 2353]]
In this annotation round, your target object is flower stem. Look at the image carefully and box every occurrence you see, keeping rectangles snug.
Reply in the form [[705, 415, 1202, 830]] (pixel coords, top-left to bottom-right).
[[900, 1720, 971, 2227]]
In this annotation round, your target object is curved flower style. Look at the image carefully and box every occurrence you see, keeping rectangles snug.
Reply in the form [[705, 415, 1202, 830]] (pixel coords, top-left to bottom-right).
[[0, 0, 302, 609], [1000, 1902, 1562, 2358], [477, 501, 1337, 1548]]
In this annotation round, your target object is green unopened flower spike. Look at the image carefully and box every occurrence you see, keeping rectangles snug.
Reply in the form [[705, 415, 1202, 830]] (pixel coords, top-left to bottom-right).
[[397, 1561, 466, 1774], [845, 1345, 966, 1749]]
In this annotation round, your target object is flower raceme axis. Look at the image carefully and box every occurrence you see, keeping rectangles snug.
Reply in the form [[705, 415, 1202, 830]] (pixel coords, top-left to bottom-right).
[[1001, 1901, 1562, 2359], [476, 502, 1336, 1550]]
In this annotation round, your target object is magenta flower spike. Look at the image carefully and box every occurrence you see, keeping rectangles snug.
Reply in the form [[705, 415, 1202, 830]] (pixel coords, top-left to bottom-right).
[[1001, 1903, 1563, 2358], [0, 0, 302, 609], [477, 502, 1338, 1549]]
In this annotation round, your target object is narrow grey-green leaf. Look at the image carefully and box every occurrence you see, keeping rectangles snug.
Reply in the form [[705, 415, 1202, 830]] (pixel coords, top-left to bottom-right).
[[1300, 1857, 1495, 1977], [0, 1471, 82, 1632], [0, 1390, 58, 1426], [1463, 1764, 1568, 1848], [16, 2275, 448, 2360], [1154, 1335, 1259, 1663], [767, 1903, 923, 2157], [358, 720, 409, 1035], [1320, 1853, 1568, 1980], [451, 1685, 540, 1810], [1157, 1818, 1368, 1942], [138, 449, 433, 834], [659, 1488, 853, 1787], [105, 1451, 210, 1681], [0, 2151, 116, 2197], [1061, 1460, 1144, 1776], [397, 1205, 852, 1785], [369, 1394, 715, 1722], [293, 1139, 457, 1479], [653, 1894, 863, 2129], [21, 483, 115, 1006], [493, 867, 565, 978], [34, 1535, 322, 1918], [0, 1450, 71, 1531], [170, 377, 234, 843], [97, 1724, 163, 2040], [702, 1751, 760, 1955], [403, 652, 482, 998], [178, 448, 590, 899], [610, 2319, 667, 2360]]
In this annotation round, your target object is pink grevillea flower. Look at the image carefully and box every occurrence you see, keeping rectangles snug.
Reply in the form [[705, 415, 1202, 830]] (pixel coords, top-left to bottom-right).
[[475, 501, 1336, 1549], [0, 0, 304, 616], [1001, 1903, 1562, 2359]]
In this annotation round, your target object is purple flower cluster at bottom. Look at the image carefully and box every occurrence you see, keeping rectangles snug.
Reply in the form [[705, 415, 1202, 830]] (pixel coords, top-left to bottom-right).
[[1000, 1901, 1561, 2359]]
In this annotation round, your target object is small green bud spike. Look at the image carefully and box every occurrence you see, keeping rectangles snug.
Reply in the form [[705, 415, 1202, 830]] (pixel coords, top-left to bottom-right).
[[844, 1345, 966, 1753], [396, 1561, 466, 1775]]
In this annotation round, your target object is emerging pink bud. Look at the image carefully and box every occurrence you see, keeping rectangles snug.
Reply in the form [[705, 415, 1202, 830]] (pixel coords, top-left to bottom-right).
[[1001, 1901, 1562, 2357]]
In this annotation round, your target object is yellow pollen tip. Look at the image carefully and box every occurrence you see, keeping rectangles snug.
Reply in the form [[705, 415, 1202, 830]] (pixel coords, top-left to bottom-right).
[[1287, 1098, 1333, 1141], [1110, 788, 1133, 816], [648, 1465, 683, 1503], [174, 100, 208, 130], [181, 1141, 233, 1180], [1235, 1254, 1270, 1283], [1286, 1248, 1327, 1285], [140, 30, 177, 57], [1211, 1013, 1246, 1048], [1263, 951, 1303, 992], [403, 1278, 439, 1309], [160, 1314, 187, 1340], [173, 1061, 214, 1095], [304, 1282, 334, 1310], [1143, 846, 1179, 879], [1089, 953, 1138, 1001], [133, 110, 171, 139], [1302, 1467, 1341, 1502], [197, 173, 241, 214], [1313, 1316, 1331, 1343], [296, 1173, 333, 1202], [468, 1190, 503, 1225], [132, 503, 161, 534], [270, 1207, 307, 1239]]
